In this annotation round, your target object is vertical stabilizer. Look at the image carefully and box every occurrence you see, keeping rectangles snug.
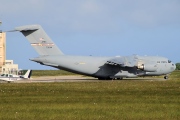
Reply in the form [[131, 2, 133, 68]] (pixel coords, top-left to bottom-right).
[[23, 70, 32, 79], [15, 25, 63, 55]]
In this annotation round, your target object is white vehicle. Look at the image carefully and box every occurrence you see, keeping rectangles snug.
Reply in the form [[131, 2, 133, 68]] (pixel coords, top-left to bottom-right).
[[0, 70, 32, 82]]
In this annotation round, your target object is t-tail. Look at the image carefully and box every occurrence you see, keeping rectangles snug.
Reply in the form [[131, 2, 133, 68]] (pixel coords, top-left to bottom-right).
[[21, 70, 32, 79], [15, 25, 63, 56]]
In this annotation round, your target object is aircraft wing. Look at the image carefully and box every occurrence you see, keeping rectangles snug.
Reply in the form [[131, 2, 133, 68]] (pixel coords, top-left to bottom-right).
[[106, 56, 138, 67]]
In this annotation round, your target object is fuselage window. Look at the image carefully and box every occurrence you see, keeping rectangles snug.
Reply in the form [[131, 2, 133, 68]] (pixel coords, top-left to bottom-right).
[[9, 75, 13, 77], [161, 61, 167, 63]]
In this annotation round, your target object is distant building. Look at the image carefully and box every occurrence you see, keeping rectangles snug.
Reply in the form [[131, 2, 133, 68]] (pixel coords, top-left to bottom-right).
[[2, 60, 18, 74], [0, 32, 6, 73], [0, 32, 19, 74]]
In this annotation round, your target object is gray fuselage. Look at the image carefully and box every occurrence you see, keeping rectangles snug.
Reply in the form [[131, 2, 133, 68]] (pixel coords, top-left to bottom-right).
[[31, 55, 176, 79]]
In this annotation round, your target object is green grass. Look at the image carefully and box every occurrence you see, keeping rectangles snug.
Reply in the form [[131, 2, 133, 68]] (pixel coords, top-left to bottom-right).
[[169, 70, 180, 80], [0, 71, 179, 120]]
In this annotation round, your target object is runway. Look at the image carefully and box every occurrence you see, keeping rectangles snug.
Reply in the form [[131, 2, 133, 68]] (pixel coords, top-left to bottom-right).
[[0, 76, 98, 83], [21, 75, 99, 83], [0, 75, 166, 83]]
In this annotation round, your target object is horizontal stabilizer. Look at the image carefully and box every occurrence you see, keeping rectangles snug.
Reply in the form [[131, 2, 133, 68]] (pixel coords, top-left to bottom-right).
[[15, 25, 39, 32]]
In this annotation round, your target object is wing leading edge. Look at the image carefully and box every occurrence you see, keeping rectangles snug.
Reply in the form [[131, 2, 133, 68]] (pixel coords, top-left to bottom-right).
[[106, 56, 138, 67]]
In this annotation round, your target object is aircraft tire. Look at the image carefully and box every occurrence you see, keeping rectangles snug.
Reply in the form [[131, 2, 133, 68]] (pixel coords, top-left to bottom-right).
[[98, 77, 112, 80], [164, 76, 168, 79], [117, 77, 123, 80], [98, 77, 105, 80]]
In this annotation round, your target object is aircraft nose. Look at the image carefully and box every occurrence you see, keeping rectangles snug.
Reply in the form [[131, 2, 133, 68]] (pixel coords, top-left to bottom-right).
[[174, 63, 176, 70], [172, 63, 176, 71]]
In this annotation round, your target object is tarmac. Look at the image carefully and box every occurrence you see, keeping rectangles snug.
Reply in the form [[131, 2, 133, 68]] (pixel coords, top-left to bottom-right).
[[0, 75, 166, 83]]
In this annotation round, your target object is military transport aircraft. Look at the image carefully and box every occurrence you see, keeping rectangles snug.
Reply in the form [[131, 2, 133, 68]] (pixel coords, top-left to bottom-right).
[[13, 25, 176, 80], [0, 70, 32, 82]]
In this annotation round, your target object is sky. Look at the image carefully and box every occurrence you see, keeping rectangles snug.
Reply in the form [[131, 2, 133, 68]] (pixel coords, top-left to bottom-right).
[[0, 0, 180, 70]]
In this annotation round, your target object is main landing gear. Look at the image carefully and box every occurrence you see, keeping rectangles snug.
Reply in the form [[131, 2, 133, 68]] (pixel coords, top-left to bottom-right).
[[98, 77, 112, 80], [98, 77, 123, 80], [117, 77, 123, 80]]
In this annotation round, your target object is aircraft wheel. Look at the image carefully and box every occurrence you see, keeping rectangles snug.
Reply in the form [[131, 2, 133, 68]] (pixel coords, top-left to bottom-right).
[[98, 77, 112, 80], [98, 77, 103, 80], [117, 77, 123, 80], [164, 76, 168, 79], [106, 77, 113, 80]]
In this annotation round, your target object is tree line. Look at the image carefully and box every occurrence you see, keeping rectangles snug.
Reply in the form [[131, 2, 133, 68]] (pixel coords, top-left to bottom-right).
[[176, 63, 180, 70]]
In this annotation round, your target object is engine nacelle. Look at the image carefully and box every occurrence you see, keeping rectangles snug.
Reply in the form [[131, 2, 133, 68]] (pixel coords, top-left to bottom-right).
[[137, 64, 157, 72]]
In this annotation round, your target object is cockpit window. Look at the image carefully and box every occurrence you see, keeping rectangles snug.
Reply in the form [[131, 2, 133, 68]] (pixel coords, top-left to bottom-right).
[[157, 61, 160, 63], [168, 60, 171, 63]]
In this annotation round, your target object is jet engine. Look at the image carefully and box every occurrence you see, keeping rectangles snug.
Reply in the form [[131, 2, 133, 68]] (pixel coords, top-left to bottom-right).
[[137, 64, 157, 72]]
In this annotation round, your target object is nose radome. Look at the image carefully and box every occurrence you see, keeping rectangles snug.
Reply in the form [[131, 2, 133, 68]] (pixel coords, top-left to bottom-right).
[[171, 63, 176, 71], [174, 64, 176, 70]]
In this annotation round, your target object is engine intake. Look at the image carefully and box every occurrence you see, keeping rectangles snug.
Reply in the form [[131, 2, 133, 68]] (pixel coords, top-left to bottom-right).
[[138, 64, 157, 72]]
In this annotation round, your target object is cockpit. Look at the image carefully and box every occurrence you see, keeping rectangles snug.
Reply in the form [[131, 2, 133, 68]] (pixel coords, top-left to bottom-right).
[[1, 74, 7, 77], [0, 74, 13, 77], [168, 60, 175, 66], [168, 60, 171, 63]]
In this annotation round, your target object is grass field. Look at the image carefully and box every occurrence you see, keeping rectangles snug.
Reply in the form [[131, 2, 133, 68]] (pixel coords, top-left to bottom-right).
[[0, 71, 179, 120]]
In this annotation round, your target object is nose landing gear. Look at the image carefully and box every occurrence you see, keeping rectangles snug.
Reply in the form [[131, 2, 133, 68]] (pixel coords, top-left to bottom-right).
[[164, 76, 168, 79]]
